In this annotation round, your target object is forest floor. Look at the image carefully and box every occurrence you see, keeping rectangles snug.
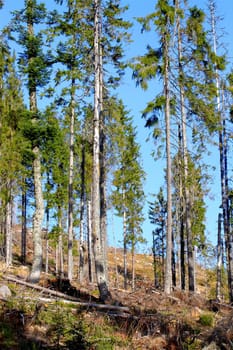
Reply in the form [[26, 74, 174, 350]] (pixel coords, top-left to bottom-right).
[[0, 244, 232, 349]]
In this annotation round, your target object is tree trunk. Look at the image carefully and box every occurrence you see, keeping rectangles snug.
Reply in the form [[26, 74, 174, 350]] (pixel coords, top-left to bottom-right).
[[58, 215, 64, 279], [29, 145, 44, 283], [100, 114, 108, 284], [92, 0, 110, 302], [131, 246, 135, 291], [21, 183, 27, 264], [45, 206, 49, 274], [216, 213, 222, 300], [177, 124, 186, 290], [87, 199, 93, 283], [172, 229, 176, 288], [67, 78, 75, 281], [164, 28, 172, 294], [176, 0, 195, 292], [99, 16, 108, 283], [5, 193, 12, 267], [123, 204, 127, 290], [161, 221, 165, 288], [175, 165, 181, 290], [222, 95, 233, 301], [55, 244, 59, 276], [79, 143, 85, 282], [27, 3, 44, 283], [180, 218, 185, 290], [209, 0, 233, 301]]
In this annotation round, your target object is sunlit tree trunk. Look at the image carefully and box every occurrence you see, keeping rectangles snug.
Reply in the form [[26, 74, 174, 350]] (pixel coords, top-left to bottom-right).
[[67, 78, 75, 281], [176, 0, 195, 291], [21, 183, 27, 264], [29, 144, 44, 282], [45, 205, 49, 274], [99, 36, 108, 282], [58, 214, 64, 279], [216, 213, 222, 300], [5, 190, 12, 267], [87, 199, 93, 283], [164, 28, 172, 294], [79, 143, 85, 282], [123, 197, 127, 290], [131, 244, 135, 291], [27, 1, 44, 283], [174, 133, 182, 289], [92, 0, 110, 301], [172, 229, 176, 287]]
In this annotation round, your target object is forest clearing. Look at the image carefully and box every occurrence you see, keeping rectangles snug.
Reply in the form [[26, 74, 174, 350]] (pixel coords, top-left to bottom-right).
[[0, 233, 232, 349], [1, 0, 233, 348]]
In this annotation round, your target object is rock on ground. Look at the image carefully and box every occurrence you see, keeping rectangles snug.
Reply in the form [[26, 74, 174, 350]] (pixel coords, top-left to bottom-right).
[[202, 342, 220, 350], [0, 285, 11, 299]]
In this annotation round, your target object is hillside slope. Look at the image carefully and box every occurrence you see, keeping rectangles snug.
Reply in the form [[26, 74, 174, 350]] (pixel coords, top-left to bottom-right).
[[0, 244, 232, 349]]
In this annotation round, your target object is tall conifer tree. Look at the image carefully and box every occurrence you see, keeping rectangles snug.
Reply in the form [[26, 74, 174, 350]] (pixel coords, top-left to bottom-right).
[[111, 99, 145, 290], [209, 0, 233, 302], [91, 0, 112, 301], [132, 0, 175, 293], [10, 0, 52, 282], [0, 44, 27, 266]]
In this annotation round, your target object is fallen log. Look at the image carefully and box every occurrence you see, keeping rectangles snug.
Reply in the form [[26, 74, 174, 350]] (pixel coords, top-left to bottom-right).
[[4, 275, 82, 301], [2, 275, 130, 313]]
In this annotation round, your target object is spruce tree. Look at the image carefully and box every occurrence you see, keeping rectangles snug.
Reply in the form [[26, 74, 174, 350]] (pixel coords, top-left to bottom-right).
[[132, 0, 175, 293], [9, 0, 52, 282], [111, 99, 145, 290], [175, 1, 225, 291], [41, 107, 69, 276], [91, 0, 110, 301], [131, 0, 221, 293], [0, 45, 27, 266], [50, 0, 93, 281], [89, 0, 131, 299], [209, 0, 233, 302]]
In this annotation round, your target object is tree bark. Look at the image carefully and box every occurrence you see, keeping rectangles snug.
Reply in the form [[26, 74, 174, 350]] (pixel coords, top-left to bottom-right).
[[27, 2, 44, 283], [123, 201, 127, 290], [172, 229, 176, 288], [131, 245, 135, 291], [92, 0, 111, 301], [164, 27, 172, 294], [29, 145, 44, 283], [180, 218, 185, 290], [176, 0, 195, 292], [67, 78, 75, 281], [87, 199, 93, 283], [209, 0, 233, 301], [99, 16, 108, 283], [216, 213, 222, 300], [45, 205, 49, 274], [79, 143, 85, 282], [58, 213, 64, 278], [21, 183, 27, 264], [5, 193, 12, 267]]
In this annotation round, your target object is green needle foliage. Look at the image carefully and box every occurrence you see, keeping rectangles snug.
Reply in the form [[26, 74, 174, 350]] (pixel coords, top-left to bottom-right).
[[111, 99, 145, 251]]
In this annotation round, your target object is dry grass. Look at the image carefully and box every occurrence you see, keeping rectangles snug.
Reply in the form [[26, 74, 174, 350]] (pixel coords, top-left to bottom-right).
[[0, 230, 231, 349]]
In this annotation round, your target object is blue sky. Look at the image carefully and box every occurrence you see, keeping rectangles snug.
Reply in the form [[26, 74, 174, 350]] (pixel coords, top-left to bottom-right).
[[1, 1, 233, 252]]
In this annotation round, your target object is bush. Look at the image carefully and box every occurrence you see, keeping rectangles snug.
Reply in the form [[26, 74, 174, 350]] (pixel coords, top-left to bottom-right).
[[199, 313, 214, 327], [38, 303, 90, 349]]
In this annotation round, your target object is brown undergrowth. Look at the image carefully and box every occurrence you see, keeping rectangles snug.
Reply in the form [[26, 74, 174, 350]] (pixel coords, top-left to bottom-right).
[[0, 244, 232, 349]]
